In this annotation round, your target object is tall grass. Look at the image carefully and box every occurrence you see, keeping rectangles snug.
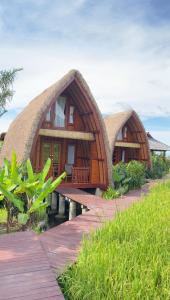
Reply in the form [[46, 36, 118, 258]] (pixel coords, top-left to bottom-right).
[[59, 181, 170, 299]]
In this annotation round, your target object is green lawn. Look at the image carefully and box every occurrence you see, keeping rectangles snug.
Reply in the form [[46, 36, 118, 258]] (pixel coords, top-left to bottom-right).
[[59, 181, 170, 300]]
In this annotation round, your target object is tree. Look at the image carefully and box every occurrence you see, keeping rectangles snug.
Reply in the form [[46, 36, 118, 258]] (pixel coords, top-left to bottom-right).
[[0, 68, 22, 117]]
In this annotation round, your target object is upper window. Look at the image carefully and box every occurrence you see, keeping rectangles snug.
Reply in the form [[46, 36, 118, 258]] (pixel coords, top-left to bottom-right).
[[54, 96, 66, 127], [123, 126, 128, 139], [68, 105, 75, 124], [117, 129, 123, 140]]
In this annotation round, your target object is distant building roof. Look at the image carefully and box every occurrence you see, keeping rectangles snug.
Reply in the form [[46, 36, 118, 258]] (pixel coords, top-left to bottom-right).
[[147, 132, 170, 152]]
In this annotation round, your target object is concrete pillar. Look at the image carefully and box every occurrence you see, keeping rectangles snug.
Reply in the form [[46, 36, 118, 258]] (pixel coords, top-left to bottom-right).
[[95, 188, 103, 197], [81, 204, 88, 214], [69, 200, 76, 220], [58, 194, 65, 215], [51, 192, 57, 210]]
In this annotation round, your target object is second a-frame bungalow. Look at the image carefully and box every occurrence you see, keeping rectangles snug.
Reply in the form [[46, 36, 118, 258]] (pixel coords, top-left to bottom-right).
[[104, 110, 151, 167], [0, 70, 112, 191]]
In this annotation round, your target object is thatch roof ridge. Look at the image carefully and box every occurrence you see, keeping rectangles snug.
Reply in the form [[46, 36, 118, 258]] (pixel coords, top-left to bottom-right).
[[104, 110, 134, 151]]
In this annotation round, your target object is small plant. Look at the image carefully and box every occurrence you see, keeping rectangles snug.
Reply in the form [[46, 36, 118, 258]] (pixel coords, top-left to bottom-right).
[[103, 186, 120, 200]]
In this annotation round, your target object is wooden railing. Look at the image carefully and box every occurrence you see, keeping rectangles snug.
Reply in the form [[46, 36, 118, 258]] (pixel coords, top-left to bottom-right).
[[72, 167, 90, 183]]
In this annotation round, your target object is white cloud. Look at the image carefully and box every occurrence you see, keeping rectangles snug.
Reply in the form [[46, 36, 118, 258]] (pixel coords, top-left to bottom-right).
[[0, 1, 170, 132]]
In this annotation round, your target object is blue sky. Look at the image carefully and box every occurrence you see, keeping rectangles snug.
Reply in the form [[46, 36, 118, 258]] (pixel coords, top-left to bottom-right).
[[0, 0, 170, 144]]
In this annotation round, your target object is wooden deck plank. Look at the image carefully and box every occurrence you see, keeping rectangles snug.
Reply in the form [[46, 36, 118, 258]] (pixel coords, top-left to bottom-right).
[[0, 231, 64, 300]]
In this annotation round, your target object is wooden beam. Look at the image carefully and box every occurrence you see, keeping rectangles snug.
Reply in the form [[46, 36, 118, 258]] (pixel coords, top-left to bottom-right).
[[115, 141, 141, 148], [80, 111, 93, 116], [39, 129, 95, 141]]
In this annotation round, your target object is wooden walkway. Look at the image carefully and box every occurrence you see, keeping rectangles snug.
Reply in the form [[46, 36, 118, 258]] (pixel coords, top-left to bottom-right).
[[0, 231, 63, 300], [40, 184, 149, 275], [0, 183, 151, 299]]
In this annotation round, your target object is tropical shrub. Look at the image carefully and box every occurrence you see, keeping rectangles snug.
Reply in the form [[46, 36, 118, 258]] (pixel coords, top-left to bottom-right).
[[146, 154, 170, 179], [103, 186, 120, 200], [0, 152, 66, 232], [126, 160, 146, 189], [112, 162, 127, 189], [60, 180, 170, 300]]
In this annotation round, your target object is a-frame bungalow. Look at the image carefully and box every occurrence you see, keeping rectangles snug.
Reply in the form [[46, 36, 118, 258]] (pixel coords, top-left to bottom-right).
[[104, 110, 151, 167], [0, 70, 112, 191]]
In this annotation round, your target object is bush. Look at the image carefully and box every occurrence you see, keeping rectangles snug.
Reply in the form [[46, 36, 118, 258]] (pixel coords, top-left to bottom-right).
[[103, 186, 120, 200], [60, 181, 170, 300], [146, 154, 170, 179], [112, 160, 146, 196], [126, 160, 146, 189], [112, 162, 127, 189]]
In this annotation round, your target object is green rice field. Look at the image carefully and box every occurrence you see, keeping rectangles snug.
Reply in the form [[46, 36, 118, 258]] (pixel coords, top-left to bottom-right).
[[59, 181, 170, 300]]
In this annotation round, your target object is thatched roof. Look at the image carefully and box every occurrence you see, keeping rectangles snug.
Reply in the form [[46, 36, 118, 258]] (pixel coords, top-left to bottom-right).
[[147, 132, 170, 152], [0, 70, 112, 184], [104, 110, 134, 151]]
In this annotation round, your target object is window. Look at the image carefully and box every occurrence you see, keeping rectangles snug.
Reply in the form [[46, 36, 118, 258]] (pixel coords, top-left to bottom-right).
[[117, 129, 123, 140], [121, 149, 125, 162], [54, 96, 66, 127], [65, 144, 75, 175], [123, 126, 128, 139], [45, 108, 51, 122], [69, 105, 75, 124], [67, 144, 75, 164]]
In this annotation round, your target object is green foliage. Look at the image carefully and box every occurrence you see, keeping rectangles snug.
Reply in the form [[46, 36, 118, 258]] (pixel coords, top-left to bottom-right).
[[146, 154, 170, 179], [103, 161, 147, 200], [0, 68, 22, 117], [126, 160, 146, 189], [103, 186, 120, 200], [0, 208, 7, 223], [60, 181, 170, 300], [18, 213, 29, 225], [112, 162, 127, 189], [0, 151, 66, 232]]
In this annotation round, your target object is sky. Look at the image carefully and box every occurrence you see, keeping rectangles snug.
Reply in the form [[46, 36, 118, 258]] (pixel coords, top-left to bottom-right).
[[0, 0, 170, 144]]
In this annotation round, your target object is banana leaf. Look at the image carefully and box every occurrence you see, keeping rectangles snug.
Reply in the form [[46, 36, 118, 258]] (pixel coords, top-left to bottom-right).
[[26, 159, 34, 182], [11, 151, 18, 180], [40, 158, 51, 181], [18, 213, 29, 225], [0, 184, 24, 212]]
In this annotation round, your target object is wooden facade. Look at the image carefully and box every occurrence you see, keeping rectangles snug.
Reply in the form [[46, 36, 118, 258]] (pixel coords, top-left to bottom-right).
[[104, 111, 151, 167], [30, 80, 110, 189]]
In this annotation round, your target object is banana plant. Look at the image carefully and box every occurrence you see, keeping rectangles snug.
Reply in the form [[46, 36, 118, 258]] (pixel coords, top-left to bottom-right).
[[0, 152, 24, 232], [0, 151, 66, 231], [16, 160, 66, 226]]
